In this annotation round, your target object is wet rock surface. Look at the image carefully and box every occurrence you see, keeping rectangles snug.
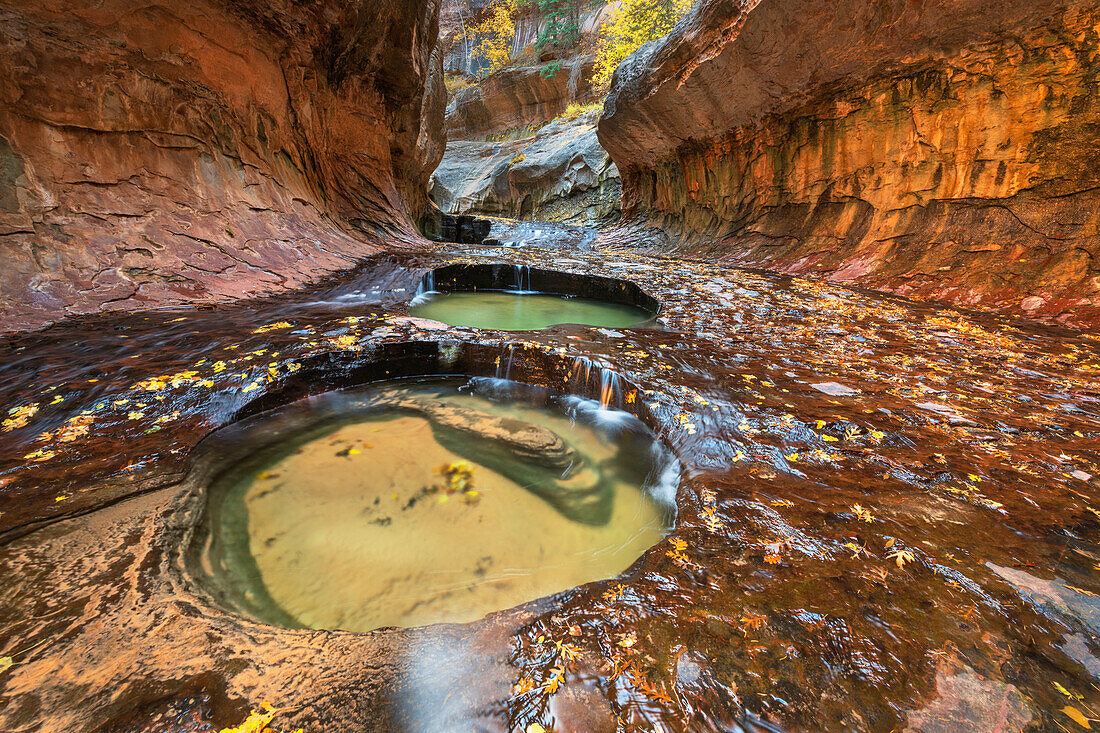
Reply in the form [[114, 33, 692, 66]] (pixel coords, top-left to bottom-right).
[[0, 0, 445, 333], [0, 219, 1098, 731], [599, 0, 1100, 328]]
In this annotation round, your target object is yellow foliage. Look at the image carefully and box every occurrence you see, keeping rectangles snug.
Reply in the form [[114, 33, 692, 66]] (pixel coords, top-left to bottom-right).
[[219, 704, 301, 733], [593, 0, 695, 88], [3, 403, 39, 432], [1063, 706, 1092, 729], [436, 461, 476, 494], [561, 101, 603, 120], [470, 0, 516, 74], [252, 321, 293, 334]]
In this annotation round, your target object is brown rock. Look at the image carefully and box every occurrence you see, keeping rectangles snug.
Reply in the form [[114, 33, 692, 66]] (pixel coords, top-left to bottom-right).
[[447, 57, 601, 140], [547, 682, 618, 733], [904, 662, 1033, 732], [0, 0, 446, 332], [598, 0, 1100, 328], [403, 398, 577, 469], [397, 397, 613, 525]]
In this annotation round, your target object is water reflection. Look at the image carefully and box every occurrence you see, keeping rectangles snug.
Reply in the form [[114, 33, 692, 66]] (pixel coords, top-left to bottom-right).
[[409, 291, 653, 331], [196, 378, 678, 631]]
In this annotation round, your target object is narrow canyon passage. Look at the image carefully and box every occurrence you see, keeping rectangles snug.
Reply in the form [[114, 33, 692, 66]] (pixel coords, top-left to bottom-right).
[[1, 0, 1099, 731]]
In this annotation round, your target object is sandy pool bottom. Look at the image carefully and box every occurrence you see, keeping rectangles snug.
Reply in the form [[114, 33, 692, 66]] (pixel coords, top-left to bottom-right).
[[204, 389, 671, 630]]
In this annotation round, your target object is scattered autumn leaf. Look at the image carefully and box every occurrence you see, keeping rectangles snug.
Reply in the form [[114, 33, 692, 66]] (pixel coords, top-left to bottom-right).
[[1063, 706, 1092, 729], [887, 548, 916, 568]]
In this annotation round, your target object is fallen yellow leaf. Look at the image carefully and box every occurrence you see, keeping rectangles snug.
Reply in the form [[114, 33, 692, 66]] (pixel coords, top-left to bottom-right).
[[219, 703, 297, 733], [1063, 706, 1092, 729]]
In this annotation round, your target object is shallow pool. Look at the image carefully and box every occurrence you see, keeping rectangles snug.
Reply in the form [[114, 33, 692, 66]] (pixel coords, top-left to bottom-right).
[[408, 290, 654, 330], [195, 378, 677, 631]]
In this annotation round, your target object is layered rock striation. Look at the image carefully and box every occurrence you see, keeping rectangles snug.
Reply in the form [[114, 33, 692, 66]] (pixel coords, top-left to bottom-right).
[[0, 0, 445, 332], [446, 55, 602, 140], [431, 109, 620, 223], [599, 0, 1100, 327]]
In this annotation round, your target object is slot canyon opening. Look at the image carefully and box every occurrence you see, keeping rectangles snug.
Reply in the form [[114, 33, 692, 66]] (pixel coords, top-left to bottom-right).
[[189, 375, 678, 632], [408, 264, 659, 331]]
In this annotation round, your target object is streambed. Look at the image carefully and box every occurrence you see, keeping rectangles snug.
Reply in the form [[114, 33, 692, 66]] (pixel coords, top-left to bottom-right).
[[0, 220, 1097, 732]]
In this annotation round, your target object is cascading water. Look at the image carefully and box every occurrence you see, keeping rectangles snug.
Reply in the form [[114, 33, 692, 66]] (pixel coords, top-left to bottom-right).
[[567, 356, 621, 409], [408, 267, 657, 331], [512, 265, 531, 293], [496, 343, 516, 381]]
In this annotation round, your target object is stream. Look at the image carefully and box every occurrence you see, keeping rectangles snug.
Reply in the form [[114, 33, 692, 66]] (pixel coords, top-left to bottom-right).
[[0, 220, 1098, 731]]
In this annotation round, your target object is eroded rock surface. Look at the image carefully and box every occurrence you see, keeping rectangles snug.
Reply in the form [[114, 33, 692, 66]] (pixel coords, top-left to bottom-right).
[[446, 56, 601, 139], [431, 110, 620, 223], [599, 0, 1100, 327], [0, 0, 445, 332], [2, 227, 1100, 730], [399, 397, 610, 524]]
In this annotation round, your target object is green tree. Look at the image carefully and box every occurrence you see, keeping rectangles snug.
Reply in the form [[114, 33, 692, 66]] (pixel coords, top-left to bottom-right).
[[532, 0, 583, 54], [592, 0, 693, 87]]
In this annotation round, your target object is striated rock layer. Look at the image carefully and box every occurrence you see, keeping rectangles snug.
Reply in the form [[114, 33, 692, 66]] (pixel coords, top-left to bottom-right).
[[431, 110, 620, 224], [0, 0, 445, 332], [599, 0, 1100, 327], [447, 56, 601, 140]]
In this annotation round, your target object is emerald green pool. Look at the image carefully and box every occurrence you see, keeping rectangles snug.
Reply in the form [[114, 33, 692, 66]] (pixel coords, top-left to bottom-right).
[[408, 290, 653, 331]]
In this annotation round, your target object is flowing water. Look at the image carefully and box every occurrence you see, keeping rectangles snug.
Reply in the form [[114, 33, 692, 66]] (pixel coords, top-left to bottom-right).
[[1, 219, 1099, 731], [408, 290, 653, 330], [196, 378, 676, 631]]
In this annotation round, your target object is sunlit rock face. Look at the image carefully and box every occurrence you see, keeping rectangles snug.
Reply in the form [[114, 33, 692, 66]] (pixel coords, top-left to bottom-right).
[[0, 0, 445, 332], [446, 56, 601, 139], [599, 0, 1100, 327]]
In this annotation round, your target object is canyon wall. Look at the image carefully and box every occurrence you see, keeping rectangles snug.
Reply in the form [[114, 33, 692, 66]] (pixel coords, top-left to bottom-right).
[[446, 56, 601, 139], [599, 0, 1100, 327], [434, 56, 619, 224], [431, 109, 620, 223], [0, 0, 444, 332]]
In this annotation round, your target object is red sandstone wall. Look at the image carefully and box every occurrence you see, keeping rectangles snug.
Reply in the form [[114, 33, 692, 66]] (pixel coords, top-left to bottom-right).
[[0, 0, 444, 332], [446, 56, 601, 140], [598, 0, 1100, 328]]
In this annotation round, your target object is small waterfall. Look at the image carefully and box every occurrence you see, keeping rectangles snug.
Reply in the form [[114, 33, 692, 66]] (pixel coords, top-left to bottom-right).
[[568, 356, 593, 396], [567, 357, 621, 409], [410, 270, 437, 306], [599, 369, 621, 409], [496, 344, 517, 381], [512, 265, 531, 293]]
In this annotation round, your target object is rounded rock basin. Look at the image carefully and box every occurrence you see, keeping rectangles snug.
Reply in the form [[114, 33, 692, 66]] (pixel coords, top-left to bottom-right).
[[191, 377, 677, 631], [408, 264, 659, 331]]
